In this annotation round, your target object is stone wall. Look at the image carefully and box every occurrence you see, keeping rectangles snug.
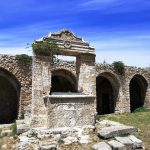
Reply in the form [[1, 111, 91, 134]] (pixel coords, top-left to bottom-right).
[[96, 63, 150, 113], [0, 54, 150, 126], [0, 55, 32, 119], [44, 95, 95, 128]]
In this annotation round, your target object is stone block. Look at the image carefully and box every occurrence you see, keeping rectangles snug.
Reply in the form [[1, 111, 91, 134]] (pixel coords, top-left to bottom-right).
[[108, 140, 126, 150], [17, 124, 30, 135], [115, 136, 133, 147], [98, 125, 137, 139], [128, 135, 143, 148], [1, 129, 13, 136], [92, 142, 112, 150]]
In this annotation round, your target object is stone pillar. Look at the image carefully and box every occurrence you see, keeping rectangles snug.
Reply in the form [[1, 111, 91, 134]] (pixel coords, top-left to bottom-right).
[[31, 56, 51, 127], [77, 54, 96, 95], [144, 85, 150, 108]]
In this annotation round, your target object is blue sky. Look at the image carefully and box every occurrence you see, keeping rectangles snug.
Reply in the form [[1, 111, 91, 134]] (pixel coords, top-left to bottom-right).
[[0, 0, 150, 67]]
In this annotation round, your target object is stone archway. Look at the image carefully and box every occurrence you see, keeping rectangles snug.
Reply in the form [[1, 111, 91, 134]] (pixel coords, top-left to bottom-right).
[[130, 74, 148, 112], [50, 69, 77, 94], [96, 72, 120, 115], [0, 68, 21, 124]]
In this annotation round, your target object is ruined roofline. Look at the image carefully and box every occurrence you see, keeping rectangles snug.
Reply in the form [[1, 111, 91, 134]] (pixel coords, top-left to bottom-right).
[[34, 29, 95, 56], [0, 54, 149, 70]]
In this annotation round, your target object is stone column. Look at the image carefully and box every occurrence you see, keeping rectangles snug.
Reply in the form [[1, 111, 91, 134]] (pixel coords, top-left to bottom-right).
[[31, 56, 51, 127], [76, 54, 96, 95], [76, 53, 96, 122], [144, 84, 150, 108]]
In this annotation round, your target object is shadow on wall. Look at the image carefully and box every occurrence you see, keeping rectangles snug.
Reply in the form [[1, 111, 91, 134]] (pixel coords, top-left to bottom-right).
[[50, 69, 77, 94], [0, 68, 21, 124], [130, 74, 148, 112], [96, 72, 120, 115]]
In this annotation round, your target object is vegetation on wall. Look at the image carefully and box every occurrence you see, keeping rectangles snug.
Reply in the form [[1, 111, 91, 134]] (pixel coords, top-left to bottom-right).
[[32, 40, 60, 57], [16, 54, 32, 63], [112, 61, 125, 75]]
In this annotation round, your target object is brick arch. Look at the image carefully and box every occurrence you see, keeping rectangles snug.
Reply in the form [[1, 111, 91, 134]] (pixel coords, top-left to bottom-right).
[[96, 72, 120, 115], [129, 74, 148, 112], [50, 68, 77, 93]]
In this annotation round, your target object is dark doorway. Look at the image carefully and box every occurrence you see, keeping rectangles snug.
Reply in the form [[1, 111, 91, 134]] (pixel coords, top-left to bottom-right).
[[130, 75, 148, 112], [96, 76, 114, 115], [0, 69, 20, 124], [50, 70, 77, 94]]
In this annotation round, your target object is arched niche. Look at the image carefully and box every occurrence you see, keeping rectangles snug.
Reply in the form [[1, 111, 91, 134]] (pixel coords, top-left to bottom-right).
[[0, 68, 21, 124], [96, 72, 120, 115], [130, 74, 148, 112], [50, 69, 77, 94]]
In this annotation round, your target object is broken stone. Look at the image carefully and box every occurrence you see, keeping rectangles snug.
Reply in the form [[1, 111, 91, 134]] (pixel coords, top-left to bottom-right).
[[1, 129, 13, 136], [98, 125, 137, 139], [63, 136, 78, 145], [115, 136, 133, 148], [17, 124, 30, 135], [40, 144, 57, 150], [79, 135, 89, 144], [128, 135, 143, 148], [92, 142, 112, 150], [108, 140, 126, 150]]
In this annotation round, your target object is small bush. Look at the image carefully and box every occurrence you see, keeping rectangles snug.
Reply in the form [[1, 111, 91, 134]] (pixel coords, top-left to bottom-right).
[[16, 54, 32, 63], [113, 61, 125, 75], [32, 40, 59, 57]]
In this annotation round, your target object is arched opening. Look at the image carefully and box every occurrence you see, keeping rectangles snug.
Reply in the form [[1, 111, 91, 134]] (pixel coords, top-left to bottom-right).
[[96, 72, 119, 115], [130, 75, 148, 112], [0, 68, 20, 124], [50, 69, 77, 94]]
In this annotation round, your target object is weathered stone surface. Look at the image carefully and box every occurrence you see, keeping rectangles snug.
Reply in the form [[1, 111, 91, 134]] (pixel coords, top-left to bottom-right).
[[115, 136, 133, 147], [17, 124, 30, 135], [63, 136, 78, 145], [128, 135, 143, 148], [92, 142, 112, 150], [0, 55, 32, 120], [98, 125, 137, 139], [17, 125, 95, 149], [46, 95, 95, 128], [1, 129, 13, 136], [39, 143, 57, 150], [108, 140, 126, 150], [79, 135, 89, 144]]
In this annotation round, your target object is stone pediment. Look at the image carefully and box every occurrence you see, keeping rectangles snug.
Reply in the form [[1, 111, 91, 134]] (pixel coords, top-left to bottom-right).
[[35, 29, 95, 56], [48, 29, 83, 42]]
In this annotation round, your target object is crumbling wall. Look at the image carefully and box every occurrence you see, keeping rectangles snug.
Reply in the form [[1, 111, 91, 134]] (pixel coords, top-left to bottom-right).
[[0, 55, 32, 119]]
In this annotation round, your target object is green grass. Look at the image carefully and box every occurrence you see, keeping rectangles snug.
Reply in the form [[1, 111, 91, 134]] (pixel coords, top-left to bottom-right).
[[10, 122, 17, 136], [97, 110, 150, 149]]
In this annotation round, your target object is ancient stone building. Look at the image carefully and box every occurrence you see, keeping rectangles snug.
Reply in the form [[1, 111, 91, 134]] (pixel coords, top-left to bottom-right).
[[0, 29, 150, 128]]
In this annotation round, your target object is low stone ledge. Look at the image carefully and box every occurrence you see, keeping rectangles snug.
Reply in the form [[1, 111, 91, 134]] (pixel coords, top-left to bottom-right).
[[98, 125, 137, 139]]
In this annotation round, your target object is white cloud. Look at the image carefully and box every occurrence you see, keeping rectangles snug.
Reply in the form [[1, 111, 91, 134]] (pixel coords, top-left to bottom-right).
[[0, 47, 32, 56]]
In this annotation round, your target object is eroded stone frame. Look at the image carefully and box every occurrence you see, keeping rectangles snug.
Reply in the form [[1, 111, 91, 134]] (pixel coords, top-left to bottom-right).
[[31, 30, 96, 128]]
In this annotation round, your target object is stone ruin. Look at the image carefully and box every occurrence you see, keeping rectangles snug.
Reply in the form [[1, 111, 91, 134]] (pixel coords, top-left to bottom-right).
[[0, 29, 150, 128]]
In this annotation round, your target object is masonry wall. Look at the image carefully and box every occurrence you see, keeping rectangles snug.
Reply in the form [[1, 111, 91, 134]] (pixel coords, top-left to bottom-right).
[[0, 55, 32, 119], [0, 54, 150, 125], [96, 63, 150, 113]]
